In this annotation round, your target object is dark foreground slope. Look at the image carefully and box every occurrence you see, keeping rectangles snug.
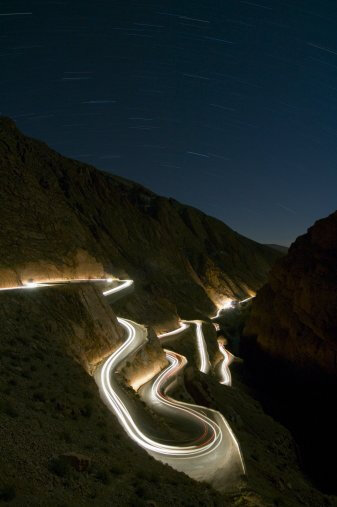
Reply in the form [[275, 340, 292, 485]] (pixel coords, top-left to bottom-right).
[[0, 116, 280, 328], [0, 285, 226, 506]]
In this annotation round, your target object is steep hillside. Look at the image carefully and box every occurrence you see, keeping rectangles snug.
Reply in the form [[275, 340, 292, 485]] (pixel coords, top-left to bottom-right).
[[243, 211, 337, 493], [0, 285, 226, 506], [245, 210, 337, 376], [0, 116, 280, 328]]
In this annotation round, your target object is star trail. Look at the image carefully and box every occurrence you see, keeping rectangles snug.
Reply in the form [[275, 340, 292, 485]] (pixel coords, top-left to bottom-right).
[[1, 0, 337, 245]]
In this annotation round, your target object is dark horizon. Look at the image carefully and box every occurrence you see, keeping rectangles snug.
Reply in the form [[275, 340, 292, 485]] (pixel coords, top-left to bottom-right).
[[1, 0, 337, 245]]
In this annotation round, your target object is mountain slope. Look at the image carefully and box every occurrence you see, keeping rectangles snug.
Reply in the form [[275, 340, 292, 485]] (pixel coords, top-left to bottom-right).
[[243, 211, 337, 493], [0, 116, 280, 328], [245, 210, 337, 376], [0, 285, 226, 506]]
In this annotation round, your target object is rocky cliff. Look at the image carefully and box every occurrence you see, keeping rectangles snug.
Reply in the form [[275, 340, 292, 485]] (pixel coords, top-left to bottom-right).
[[244, 210, 337, 376], [0, 116, 280, 328]]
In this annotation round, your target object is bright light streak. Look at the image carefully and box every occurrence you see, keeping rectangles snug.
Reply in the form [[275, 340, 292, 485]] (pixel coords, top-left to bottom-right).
[[218, 343, 234, 386], [142, 348, 245, 472], [161, 321, 211, 375], [98, 318, 223, 457], [211, 299, 234, 319], [239, 296, 255, 304], [24, 282, 38, 288], [195, 322, 211, 374], [158, 322, 189, 339], [182, 320, 211, 374], [102, 279, 133, 296], [212, 294, 255, 319], [150, 350, 224, 457]]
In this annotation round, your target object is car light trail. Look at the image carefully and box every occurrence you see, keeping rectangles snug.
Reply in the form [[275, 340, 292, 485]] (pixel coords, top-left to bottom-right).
[[140, 348, 246, 479], [212, 294, 256, 319], [195, 321, 211, 374], [180, 320, 211, 374], [158, 320, 211, 374], [217, 342, 234, 386], [239, 295, 255, 304], [102, 279, 133, 296], [158, 321, 189, 339], [98, 317, 225, 457], [211, 299, 234, 319]]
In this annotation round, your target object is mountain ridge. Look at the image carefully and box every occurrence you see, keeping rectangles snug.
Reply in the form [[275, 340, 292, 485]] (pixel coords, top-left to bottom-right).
[[0, 116, 280, 328], [244, 210, 337, 376], [242, 210, 337, 493]]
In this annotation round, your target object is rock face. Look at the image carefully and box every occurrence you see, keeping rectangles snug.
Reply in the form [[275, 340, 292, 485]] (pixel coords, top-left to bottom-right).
[[244, 210, 337, 376], [0, 116, 280, 327], [121, 327, 168, 390]]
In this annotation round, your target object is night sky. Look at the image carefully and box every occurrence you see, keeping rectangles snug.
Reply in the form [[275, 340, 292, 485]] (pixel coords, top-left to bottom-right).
[[1, 1, 337, 246]]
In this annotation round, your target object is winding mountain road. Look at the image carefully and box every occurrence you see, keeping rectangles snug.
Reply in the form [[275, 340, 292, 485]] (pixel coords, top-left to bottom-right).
[[2, 277, 245, 490], [101, 279, 244, 489]]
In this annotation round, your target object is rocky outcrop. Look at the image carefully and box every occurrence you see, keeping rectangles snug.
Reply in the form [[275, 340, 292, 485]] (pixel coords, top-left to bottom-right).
[[121, 327, 168, 390], [0, 116, 280, 327], [244, 210, 337, 376]]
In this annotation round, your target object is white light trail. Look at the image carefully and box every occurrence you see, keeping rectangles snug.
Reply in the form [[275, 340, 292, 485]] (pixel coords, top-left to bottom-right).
[[0, 282, 51, 291], [181, 320, 211, 374], [195, 322, 211, 374], [212, 294, 256, 319], [239, 295, 255, 304], [102, 279, 133, 296], [98, 318, 223, 457], [158, 320, 211, 375], [211, 299, 234, 319], [158, 322, 189, 339], [24, 281, 38, 288], [217, 343, 234, 386]]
